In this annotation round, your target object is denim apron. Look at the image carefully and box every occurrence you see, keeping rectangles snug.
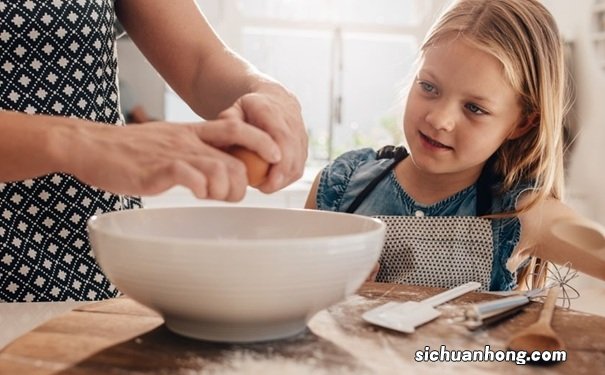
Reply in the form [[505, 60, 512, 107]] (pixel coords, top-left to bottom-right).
[[345, 146, 494, 291]]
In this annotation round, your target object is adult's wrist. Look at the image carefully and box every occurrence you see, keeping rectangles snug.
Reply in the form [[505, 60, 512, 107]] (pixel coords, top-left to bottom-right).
[[45, 115, 90, 176]]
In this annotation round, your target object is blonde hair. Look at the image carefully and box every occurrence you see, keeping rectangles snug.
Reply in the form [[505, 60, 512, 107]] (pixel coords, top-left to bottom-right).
[[420, 0, 570, 289], [421, 0, 569, 208]]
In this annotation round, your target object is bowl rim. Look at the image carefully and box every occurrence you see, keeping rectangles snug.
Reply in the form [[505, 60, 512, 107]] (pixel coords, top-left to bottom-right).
[[87, 206, 386, 247]]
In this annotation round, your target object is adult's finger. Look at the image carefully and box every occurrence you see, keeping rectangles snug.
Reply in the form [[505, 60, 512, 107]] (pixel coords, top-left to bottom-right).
[[192, 118, 282, 164], [187, 155, 248, 201]]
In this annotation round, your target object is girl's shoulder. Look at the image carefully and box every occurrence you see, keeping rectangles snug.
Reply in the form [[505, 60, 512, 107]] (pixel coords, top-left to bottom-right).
[[325, 147, 379, 174], [492, 181, 535, 214], [316, 148, 392, 211]]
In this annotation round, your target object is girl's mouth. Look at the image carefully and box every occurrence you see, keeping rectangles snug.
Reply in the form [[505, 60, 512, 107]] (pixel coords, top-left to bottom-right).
[[419, 132, 452, 150]]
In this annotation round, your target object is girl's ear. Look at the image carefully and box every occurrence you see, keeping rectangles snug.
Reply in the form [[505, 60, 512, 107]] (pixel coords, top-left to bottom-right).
[[508, 113, 539, 140]]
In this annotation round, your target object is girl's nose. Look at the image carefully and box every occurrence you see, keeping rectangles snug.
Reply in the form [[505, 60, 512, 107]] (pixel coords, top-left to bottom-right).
[[425, 104, 456, 132]]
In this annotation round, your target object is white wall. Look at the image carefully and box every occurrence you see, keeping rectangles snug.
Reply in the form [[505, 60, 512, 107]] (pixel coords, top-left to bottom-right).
[[544, 0, 605, 316], [116, 37, 165, 120], [546, 1, 605, 226]]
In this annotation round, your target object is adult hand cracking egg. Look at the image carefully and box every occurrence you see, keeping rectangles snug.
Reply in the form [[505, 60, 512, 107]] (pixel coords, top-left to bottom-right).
[[228, 146, 271, 188]]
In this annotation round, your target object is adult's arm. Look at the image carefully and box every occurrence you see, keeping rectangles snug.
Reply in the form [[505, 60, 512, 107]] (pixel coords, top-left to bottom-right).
[[0, 111, 280, 201], [116, 0, 308, 191]]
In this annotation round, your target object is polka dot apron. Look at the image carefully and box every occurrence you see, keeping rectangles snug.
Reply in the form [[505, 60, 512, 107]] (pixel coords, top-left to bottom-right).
[[0, 0, 141, 302], [346, 146, 494, 291]]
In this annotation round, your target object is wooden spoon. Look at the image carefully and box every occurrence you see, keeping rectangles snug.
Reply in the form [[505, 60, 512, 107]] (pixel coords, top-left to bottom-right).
[[507, 286, 564, 353]]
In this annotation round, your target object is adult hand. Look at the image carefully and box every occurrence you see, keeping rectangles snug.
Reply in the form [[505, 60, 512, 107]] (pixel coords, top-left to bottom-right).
[[218, 84, 308, 193], [60, 118, 281, 201], [117, 1, 307, 192]]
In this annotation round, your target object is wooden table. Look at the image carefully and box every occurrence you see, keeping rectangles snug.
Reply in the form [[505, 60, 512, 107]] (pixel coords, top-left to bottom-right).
[[0, 282, 603, 374]]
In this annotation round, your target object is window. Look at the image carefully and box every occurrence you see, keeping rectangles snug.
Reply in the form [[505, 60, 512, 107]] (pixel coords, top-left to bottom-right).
[[165, 0, 448, 167]]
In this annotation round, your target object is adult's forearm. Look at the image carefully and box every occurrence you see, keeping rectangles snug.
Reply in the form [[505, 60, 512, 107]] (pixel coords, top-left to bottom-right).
[[186, 48, 263, 119], [116, 0, 297, 120], [0, 111, 75, 182], [189, 49, 300, 120], [116, 0, 253, 119]]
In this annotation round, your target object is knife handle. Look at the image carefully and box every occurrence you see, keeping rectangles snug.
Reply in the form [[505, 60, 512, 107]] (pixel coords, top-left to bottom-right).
[[423, 282, 481, 307], [465, 303, 528, 330], [471, 295, 530, 317]]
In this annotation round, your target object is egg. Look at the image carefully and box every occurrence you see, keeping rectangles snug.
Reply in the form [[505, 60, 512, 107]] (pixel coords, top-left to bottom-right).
[[228, 146, 270, 187]]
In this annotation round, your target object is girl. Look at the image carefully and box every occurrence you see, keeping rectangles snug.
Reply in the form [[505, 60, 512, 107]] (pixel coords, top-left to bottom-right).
[[305, 0, 605, 291]]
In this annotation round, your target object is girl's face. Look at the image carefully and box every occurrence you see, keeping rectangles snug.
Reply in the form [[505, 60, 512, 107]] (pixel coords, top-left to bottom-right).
[[403, 37, 525, 181]]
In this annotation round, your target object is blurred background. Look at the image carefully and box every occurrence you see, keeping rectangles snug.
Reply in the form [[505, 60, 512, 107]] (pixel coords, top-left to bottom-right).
[[116, 0, 605, 315]]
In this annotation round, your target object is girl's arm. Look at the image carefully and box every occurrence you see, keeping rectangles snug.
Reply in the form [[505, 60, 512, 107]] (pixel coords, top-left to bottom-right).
[[509, 193, 605, 281], [115, 0, 307, 192], [304, 172, 322, 209]]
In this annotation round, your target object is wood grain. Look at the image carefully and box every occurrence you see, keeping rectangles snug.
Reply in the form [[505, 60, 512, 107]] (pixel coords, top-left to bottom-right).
[[0, 283, 603, 374]]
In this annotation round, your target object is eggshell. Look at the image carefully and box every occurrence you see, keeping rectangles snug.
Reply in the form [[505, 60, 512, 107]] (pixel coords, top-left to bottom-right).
[[229, 147, 270, 187]]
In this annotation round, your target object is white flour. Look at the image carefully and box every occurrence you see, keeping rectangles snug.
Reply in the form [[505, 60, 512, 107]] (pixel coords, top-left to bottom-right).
[[188, 351, 332, 375]]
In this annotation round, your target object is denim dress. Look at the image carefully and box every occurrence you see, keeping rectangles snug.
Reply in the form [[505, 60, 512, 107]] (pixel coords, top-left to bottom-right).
[[316, 148, 530, 291]]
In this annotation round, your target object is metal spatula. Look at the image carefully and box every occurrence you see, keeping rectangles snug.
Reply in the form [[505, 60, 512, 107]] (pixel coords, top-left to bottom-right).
[[362, 282, 481, 333]]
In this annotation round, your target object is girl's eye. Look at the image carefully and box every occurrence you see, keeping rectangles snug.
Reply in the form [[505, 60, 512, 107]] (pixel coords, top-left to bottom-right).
[[466, 103, 486, 115], [418, 81, 436, 94]]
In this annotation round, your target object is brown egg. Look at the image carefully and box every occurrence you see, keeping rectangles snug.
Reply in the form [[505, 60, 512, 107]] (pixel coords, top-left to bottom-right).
[[228, 146, 270, 187]]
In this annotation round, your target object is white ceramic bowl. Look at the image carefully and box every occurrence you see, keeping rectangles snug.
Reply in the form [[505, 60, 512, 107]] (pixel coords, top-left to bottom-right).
[[88, 206, 385, 342]]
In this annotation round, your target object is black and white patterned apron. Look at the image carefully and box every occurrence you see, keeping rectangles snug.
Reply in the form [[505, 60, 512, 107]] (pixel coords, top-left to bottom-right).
[[346, 146, 494, 291], [0, 0, 141, 302]]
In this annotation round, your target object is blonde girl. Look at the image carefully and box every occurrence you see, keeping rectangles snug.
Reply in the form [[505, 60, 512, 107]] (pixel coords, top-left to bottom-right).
[[305, 0, 605, 291]]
